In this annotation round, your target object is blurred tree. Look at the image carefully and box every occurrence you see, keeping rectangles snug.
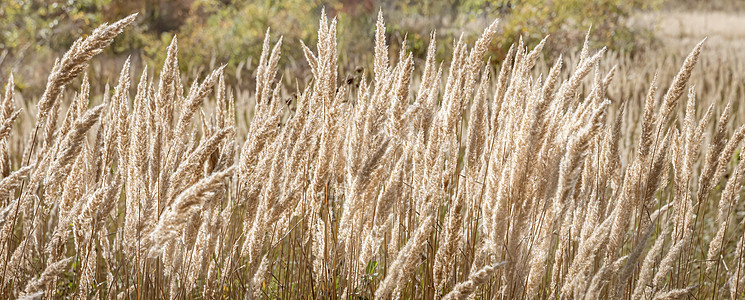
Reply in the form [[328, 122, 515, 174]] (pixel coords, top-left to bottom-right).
[[0, 0, 662, 94], [496, 0, 662, 56]]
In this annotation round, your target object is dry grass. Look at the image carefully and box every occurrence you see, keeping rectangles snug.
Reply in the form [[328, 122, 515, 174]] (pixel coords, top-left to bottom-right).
[[0, 10, 744, 299]]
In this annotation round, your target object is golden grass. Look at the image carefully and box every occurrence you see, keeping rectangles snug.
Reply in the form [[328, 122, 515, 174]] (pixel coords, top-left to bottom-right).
[[0, 10, 744, 299]]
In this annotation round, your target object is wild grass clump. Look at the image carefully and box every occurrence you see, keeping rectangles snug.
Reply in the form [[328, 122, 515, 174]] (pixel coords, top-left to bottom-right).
[[0, 10, 743, 299]]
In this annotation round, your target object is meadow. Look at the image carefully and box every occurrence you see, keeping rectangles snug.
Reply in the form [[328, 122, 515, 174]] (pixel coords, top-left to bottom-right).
[[0, 7, 745, 299]]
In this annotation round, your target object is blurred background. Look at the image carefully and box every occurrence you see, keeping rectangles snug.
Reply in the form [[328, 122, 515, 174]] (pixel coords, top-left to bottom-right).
[[0, 0, 741, 101]]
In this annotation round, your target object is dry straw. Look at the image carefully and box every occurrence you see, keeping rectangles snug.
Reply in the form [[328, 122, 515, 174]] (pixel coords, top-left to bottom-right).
[[0, 9, 742, 300]]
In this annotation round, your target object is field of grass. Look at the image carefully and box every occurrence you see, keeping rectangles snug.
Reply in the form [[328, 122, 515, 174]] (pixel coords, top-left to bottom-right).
[[1, 6, 745, 299]]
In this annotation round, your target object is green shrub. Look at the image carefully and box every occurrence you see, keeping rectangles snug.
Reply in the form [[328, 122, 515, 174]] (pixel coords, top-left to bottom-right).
[[0, 0, 663, 94], [496, 0, 662, 56]]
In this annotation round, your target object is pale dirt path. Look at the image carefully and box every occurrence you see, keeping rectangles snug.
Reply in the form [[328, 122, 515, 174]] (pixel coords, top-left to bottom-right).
[[639, 10, 745, 50]]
